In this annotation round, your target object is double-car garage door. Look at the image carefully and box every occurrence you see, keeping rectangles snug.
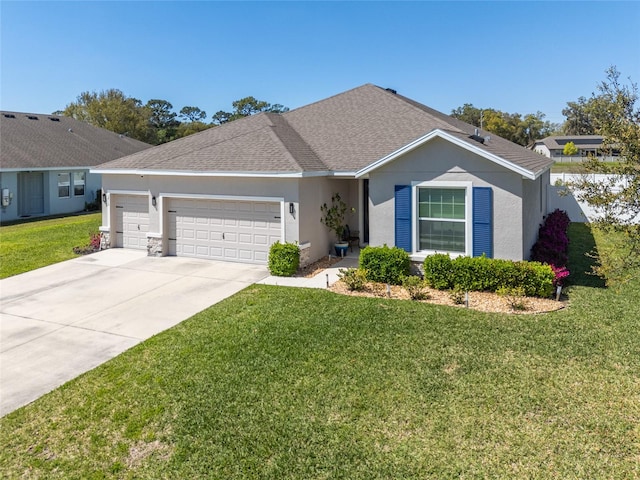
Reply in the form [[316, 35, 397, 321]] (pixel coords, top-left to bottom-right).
[[167, 198, 281, 264]]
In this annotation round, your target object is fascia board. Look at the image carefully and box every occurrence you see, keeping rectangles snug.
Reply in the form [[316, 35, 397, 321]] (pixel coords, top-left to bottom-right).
[[355, 129, 537, 180], [91, 168, 333, 178], [1, 166, 95, 173]]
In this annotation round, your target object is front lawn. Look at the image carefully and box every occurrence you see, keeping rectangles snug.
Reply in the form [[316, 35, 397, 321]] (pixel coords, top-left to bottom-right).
[[1, 224, 638, 478], [0, 213, 101, 279], [550, 162, 589, 173]]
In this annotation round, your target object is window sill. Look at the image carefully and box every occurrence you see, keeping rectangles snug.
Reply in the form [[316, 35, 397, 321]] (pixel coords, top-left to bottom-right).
[[410, 250, 468, 262]]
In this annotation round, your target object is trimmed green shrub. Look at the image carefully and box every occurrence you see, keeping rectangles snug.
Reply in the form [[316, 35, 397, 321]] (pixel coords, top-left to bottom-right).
[[359, 245, 410, 285], [422, 253, 454, 289], [268, 241, 300, 277], [423, 254, 555, 298], [402, 275, 430, 300], [338, 268, 368, 291]]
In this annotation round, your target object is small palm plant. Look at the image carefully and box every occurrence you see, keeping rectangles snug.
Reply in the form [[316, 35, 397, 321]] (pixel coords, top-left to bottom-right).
[[320, 193, 348, 242]]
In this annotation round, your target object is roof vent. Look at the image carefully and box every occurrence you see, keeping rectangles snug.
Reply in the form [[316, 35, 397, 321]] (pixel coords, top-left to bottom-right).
[[385, 88, 397, 94], [26, 115, 39, 120], [3, 114, 16, 118], [469, 134, 485, 144], [68, 128, 73, 133], [48, 117, 60, 122]]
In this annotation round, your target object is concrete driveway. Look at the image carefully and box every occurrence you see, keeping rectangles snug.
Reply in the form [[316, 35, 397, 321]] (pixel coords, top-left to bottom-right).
[[0, 249, 268, 416]]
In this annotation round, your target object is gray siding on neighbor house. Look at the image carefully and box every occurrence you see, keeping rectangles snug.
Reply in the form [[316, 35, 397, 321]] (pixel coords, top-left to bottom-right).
[[0, 169, 101, 222], [367, 137, 527, 261]]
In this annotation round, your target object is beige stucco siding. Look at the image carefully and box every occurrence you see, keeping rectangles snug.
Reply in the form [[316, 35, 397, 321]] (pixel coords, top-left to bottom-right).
[[367, 137, 526, 261], [101, 174, 300, 245], [521, 170, 548, 260], [298, 177, 357, 262], [101, 173, 359, 264]]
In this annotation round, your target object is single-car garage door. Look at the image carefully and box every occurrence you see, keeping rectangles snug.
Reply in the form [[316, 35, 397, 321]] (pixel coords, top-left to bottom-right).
[[167, 198, 281, 264], [115, 195, 149, 250]]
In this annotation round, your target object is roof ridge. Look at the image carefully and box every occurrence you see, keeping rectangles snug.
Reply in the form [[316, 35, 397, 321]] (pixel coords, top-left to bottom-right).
[[283, 83, 377, 117]]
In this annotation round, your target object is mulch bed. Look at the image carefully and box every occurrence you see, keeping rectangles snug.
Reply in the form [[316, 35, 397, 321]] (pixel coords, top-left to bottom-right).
[[329, 280, 566, 315], [294, 255, 343, 278]]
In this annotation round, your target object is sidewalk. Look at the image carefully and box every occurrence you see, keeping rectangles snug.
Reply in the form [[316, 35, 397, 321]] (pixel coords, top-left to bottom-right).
[[257, 253, 358, 288]]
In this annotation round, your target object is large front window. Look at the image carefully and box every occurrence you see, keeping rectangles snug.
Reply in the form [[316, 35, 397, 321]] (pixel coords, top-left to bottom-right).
[[418, 187, 466, 253]]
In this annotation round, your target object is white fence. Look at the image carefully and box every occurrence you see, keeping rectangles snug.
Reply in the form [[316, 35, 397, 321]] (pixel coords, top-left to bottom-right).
[[548, 173, 636, 223]]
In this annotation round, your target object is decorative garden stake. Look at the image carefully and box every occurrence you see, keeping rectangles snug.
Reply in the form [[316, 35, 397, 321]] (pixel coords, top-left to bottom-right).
[[386, 284, 391, 297], [326, 273, 329, 288], [555, 285, 562, 301]]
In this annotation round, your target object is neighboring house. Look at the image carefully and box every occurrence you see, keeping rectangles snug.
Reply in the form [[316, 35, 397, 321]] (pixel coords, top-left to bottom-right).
[[0, 111, 152, 223], [93, 84, 553, 266], [532, 135, 616, 160]]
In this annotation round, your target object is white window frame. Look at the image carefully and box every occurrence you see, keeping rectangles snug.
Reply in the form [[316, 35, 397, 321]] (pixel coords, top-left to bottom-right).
[[73, 171, 85, 197], [411, 181, 473, 260], [57, 172, 70, 198]]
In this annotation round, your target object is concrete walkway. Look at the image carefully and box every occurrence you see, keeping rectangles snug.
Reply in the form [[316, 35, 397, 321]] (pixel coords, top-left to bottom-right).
[[0, 250, 269, 416]]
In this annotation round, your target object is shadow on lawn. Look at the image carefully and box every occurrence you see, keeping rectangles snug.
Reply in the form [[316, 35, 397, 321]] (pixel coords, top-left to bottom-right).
[[567, 223, 606, 289]]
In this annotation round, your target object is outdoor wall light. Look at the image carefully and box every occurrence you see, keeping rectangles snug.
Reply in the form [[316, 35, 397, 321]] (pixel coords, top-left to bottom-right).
[[102, 193, 107, 204], [289, 202, 295, 214], [152, 196, 157, 207]]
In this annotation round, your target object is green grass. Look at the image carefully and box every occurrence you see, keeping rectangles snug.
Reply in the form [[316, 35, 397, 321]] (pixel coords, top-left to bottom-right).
[[0, 213, 101, 278], [550, 162, 589, 173], [1, 224, 639, 478]]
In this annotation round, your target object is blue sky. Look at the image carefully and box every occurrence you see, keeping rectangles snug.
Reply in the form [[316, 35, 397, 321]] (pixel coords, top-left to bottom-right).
[[2, 1, 639, 125]]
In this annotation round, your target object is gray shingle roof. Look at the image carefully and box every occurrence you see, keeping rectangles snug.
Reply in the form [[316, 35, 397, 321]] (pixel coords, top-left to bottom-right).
[[95, 84, 554, 177], [0, 112, 152, 170], [534, 135, 604, 150]]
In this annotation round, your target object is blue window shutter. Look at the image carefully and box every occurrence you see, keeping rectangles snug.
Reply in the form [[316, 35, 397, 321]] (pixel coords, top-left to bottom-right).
[[472, 187, 493, 258], [395, 185, 412, 252]]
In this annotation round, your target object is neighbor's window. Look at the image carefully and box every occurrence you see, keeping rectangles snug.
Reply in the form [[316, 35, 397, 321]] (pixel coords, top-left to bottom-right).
[[58, 173, 70, 198], [73, 172, 85, 196], [417, 187, 466, 253]]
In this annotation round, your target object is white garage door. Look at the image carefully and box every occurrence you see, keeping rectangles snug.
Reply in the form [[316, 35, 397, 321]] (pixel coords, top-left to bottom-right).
[[167, 198, 281, 264], [115, 195, 149, 250]]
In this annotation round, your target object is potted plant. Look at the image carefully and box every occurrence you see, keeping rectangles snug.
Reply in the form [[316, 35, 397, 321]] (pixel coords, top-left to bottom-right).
[[320, 193, 352, 256]]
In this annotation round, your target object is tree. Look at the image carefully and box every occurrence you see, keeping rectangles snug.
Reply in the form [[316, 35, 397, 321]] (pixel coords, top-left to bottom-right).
[[179, 106, 207, 123], [63, 89, 152, 143], [563, 141, 579, 156], [145, 99, 179, 144], [451, 105, 559, 146], [211, 96, 290, 125], [175, 121, 212, 138], [562, 97, 597, 135], [568, 67, 640, 284]]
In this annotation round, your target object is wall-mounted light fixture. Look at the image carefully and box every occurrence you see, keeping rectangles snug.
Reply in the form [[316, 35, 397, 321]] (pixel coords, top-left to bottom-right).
[[289, 202, 294, 214], [102, 193, 107, 204], [152, 196, 157, 207]]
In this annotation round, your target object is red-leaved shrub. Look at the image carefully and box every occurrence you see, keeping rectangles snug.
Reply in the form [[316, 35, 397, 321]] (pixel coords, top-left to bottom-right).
[[531, 209, 571, 286]]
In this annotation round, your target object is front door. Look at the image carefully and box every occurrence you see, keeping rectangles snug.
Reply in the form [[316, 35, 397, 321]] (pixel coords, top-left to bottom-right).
[[19, 172, 44, 216]]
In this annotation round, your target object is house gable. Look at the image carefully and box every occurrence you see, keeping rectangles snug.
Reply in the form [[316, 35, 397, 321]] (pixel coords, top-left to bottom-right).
[[356, 129, 540, 180]]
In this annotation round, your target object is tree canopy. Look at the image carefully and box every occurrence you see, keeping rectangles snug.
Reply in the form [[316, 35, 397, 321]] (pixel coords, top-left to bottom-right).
[[211, 96, 290, 125], [63, 89, 152, 143], [568, 67, 640, 284], [450, 104, 560, 146], [61, 91, 288, 145]]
